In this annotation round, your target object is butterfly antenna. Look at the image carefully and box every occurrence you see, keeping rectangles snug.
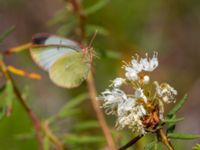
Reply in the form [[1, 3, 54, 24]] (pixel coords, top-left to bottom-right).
[[88, 30, 98, 49]]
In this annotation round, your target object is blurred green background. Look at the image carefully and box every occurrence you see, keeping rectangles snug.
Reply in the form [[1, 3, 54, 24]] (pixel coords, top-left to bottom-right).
[[0, 0, 200, 149]]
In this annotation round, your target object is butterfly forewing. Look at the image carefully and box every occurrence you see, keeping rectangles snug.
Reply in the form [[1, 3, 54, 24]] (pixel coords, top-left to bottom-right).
[[30, 45, 80, 71], [49, 51, 90, 88], [32, 34, 81, 50]]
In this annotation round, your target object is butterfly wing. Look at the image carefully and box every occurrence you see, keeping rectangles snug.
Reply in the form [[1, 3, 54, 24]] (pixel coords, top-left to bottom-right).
[[32, 33, 80, 49], [49, 51, 90, 88], [30, 34, 81, 71]]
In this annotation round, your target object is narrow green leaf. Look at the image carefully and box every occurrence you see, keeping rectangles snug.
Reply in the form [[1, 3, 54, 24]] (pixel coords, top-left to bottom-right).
[[85, 0, 110, 15], [166, 115, 176, 133], [58, 108, 81, 118], [13, 132, 35, 140], [57, 21, 76, 36], [63, 134, 104, 145], [144, 141, 156, 150], [44, 136, 50, 150], [0, 80, 15, 119], [61, 93, 88, 110], [52, 93, 88, 121], [5, 80, 15, 116], [47, 9, 67, 26], [72, 120, 99, 131], [163, 117, 184, 123], [0, 107, 6, 120], [193, 144, 200, 150], [168, 133, 200, 140], [99, 49, 122, 59], [0, 25, 16, 43], [86, 24, 109, 36], [167, 94, 188, 118]]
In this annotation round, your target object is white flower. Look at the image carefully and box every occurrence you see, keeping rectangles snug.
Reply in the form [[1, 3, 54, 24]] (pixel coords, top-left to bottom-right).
[[125, 66, 138, 81], [117, 98, 136, 115], [99, 88, 127, 115], [154, 81, 177, 103], [116, 105, 146, 134], [140, 52, 158, 72], [111, 77, 125, 87], [138, 105, 146, 117], [134, 88, 148, 103], [99, 87, 147, 134], [131, 59, 143, 73], [124, 52, 158, 82]]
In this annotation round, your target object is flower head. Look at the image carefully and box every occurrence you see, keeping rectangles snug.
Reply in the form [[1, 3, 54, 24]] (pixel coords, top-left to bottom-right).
[[98, 52, 177, 135]]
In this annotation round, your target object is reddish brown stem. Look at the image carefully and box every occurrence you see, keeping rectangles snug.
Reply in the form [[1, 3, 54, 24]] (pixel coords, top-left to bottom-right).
[[87, 72, 117, 150], [0, 60, 44, 150], [118, 134, 144, 150], [42, 121, 64, 150], [159, 128, 174, 150], [68, 0, 117, 149]]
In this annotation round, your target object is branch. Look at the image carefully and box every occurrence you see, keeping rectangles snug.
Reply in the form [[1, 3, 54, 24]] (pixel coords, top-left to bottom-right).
[[69, 0, 86, 41], [118, 134, 144, 150], [42, 121, 64, 150], [68, 1, 117, 149], [159, 128, 174, 150], [87, 72, 117, 150], [0, 59, 44, 150]]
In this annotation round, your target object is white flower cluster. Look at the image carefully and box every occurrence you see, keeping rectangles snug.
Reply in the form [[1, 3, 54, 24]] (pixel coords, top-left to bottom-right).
[[98, 52, 177, 135]]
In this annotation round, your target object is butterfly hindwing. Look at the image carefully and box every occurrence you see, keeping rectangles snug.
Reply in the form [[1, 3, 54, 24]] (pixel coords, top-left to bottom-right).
[[49, 51, 90, 88]]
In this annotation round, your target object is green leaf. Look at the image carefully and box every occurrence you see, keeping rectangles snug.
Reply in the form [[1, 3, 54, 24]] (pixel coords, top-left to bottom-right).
[[98, 49, 121, 59], [0, 80, 15, 119], [58, 108, 81, 118], [72, 120, 99, 131], [193, 144, 200, 150], [60, 93, 88, 110], [13, 132, 35, 140], [163, 117, 184, 123], [5, 80, 15, 116], [144, 141, 156, 150], [168, 133, 200, 140], [47, 9, 67, 26], [86, 24, 109, 36], [167, 94, 188, 118], [0, 25, 16, 43], [56, 93, 88, 118], [166, 115, 176, 134], [63, 134, 104, 145], [57, 22, 76, 36], [0, 107, 6, 120], [43, 136, 50, 150], [85, 0, 110, 15], [48, 93, 88, 122]]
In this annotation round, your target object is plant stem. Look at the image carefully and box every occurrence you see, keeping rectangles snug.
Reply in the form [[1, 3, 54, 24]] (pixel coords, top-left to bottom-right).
[[159, 128, 174, 150], [87, 72, 117, 150], [68, 1, 117, 149], [42, 121, 64, 150], [118, 134, 144, 150], [0, 60, 44, 150], [69, 0, 86, 41]]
